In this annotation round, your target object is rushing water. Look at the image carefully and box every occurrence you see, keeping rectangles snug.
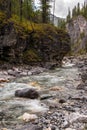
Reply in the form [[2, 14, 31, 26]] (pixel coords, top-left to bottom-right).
[[0, 62, 80, 117]]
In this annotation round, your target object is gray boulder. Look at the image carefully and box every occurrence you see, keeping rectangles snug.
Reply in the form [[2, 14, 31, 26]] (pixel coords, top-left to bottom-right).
[[15, 88, 39, 99]]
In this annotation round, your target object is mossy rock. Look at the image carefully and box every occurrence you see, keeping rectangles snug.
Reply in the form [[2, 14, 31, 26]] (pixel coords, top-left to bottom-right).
[[23, 49, 42, 63], [0, 12, 71, 65], [0, 11, 7, 28]]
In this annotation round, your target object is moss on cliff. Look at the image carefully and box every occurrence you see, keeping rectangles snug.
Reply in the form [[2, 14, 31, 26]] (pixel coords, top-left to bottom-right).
[[0, 11, 7, 28], [23, 49, 42, 63], [0, 11, 70, 65]]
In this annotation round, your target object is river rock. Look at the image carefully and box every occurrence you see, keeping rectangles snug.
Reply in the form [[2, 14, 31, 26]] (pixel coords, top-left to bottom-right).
[[15, 88, 39, 99], [2, 128, 8, 130], [81, 72, 87, 82], [28, 81, 41, 90], [16, 125, 43, 130], [40, 94, 53, 100], [18, 113, 38, 122], [0, 78, 9, 83], [65, 128, 76, 130], [68, 112, 87, 124], [0, 84, 4, 87], [45, 127, 51, 130], [49, 86, 62, 91], [59, 99, 66, 104], [7, 69, 17, 76], [77, 83, 87, 91], [0, 111, 5, 121], [20, 71, 28, 76]]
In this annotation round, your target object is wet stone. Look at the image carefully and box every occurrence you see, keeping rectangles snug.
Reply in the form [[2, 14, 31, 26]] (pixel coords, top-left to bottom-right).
[[59, 99, 66, 104]]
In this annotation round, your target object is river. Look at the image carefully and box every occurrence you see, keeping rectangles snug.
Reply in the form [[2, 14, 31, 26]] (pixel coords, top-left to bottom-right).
[[0, 62, 85, 130]]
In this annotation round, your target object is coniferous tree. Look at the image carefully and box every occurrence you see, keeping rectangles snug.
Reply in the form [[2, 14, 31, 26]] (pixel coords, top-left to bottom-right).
[[77, 3, 80, 15], [67, 8, 71, 22], [84, 5, 87, 18], [11, 0, 20, 16], [72, 6, 77, 17], [0, 0, 12, 18], [40, 0, 51, 23], [24, 0, 34, 20], [19, 0, 23, 21]]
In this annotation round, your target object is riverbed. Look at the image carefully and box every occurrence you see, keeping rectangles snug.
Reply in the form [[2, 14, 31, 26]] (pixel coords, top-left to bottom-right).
[[0, 60, 87, 130]]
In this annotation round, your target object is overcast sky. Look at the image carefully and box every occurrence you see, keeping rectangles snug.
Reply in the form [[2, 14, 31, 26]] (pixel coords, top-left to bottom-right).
[[35, 0, 84, 18], [51, 0, 84, 18]]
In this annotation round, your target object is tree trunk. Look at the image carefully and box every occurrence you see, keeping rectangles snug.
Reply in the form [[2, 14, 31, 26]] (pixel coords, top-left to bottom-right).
[[42, 0, 47, 23], [19, 0, 23, 21], [8, 0, 12, 18]]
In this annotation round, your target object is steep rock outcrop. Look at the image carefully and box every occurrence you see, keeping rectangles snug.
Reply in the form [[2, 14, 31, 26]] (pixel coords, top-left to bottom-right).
[[0, 13, 71, 66], [66, 15, 87, 54]]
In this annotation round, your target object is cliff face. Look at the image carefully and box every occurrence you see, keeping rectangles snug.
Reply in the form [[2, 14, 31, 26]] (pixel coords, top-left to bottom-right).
[[66, 15, 87, 54], [0, 14, 71, 66]]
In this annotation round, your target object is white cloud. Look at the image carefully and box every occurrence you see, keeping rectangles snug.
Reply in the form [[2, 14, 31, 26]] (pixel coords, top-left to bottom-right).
[[53, 0, 84, 18]]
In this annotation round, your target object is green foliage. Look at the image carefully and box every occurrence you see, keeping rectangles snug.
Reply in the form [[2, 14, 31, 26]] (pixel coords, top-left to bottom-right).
[[77, 3, 80, 15], [8, 14, 58, 39], [58, 19, 66, 29], [0, 11, 7, 28], [0, 12, 6, 22], [40, 0, 51, 23], [0, 0, 34, 21], [0, 0, 53, 24], [72, 6, 77, 18], [23, 49, 41, 63], [66, 8, 71, 22]]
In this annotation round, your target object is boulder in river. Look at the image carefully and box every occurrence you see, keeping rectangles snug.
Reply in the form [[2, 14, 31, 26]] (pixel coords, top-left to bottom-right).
[[18, 113, 38, 122], [81, 72, 87, 82], [15, 88, 39, 99]]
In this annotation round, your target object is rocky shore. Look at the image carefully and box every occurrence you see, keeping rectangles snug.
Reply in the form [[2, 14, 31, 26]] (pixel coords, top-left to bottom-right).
[[0, 56, 87, 130]]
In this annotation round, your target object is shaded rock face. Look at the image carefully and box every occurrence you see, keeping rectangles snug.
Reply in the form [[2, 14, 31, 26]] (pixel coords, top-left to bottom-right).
[[27, 29, 71, 66], [66, 15, 87, 54], [0, 22, 71, 66], [15, 88, 39, 99], [0, 23, 27, 63]]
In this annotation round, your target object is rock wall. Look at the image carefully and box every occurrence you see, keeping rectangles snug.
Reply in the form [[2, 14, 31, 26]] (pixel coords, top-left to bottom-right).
[[0, 19, 71, 66], [66, 15, 87, 54]]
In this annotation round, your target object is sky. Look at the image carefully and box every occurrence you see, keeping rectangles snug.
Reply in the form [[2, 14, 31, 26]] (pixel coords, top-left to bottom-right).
[[35, 0, 84, 18], [53, 0, 84, 18]]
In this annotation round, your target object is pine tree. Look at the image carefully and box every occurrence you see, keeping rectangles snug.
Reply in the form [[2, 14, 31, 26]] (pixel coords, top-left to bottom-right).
[[0, 0, 12, 18], [77, 2, 80, 15], [40, 0, 51, 23], [19, 0, 23, 21], [67, 8, 71, 22], [72, 6, 77, 17], [23, 0, 34, 20]]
